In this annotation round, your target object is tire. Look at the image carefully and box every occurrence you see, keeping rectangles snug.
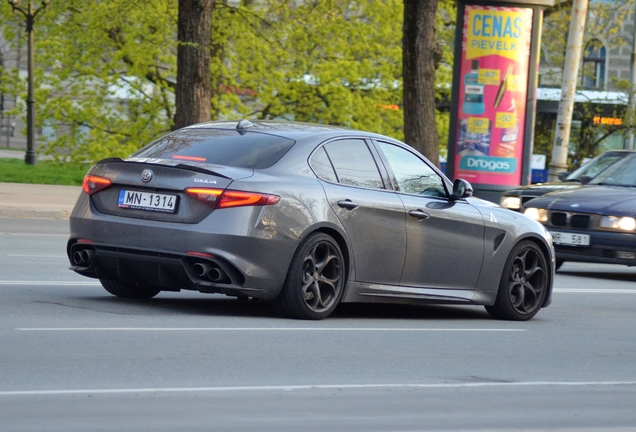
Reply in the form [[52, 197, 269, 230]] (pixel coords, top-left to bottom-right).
[[100, 279, 161, 299], [555, 259, 565, 271], [485, 241, 549, 321], [273, 233, 346, 320]]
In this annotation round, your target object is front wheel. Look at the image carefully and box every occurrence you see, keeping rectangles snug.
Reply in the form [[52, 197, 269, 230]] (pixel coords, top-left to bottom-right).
[[273, 233, 346, 320], [100, 279, 161, 299], [485, 241, 549, 321]]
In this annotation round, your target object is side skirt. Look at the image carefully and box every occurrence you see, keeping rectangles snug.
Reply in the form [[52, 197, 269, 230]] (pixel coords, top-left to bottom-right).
[[341, 281, 497, 306]]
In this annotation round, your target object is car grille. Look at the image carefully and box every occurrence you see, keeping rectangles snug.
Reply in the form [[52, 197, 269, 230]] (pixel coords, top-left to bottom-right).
[[549, 212, 592, 230]]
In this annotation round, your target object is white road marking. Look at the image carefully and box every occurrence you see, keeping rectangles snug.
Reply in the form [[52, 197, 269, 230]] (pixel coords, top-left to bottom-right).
[[554, 288, 636, 294], [0, 281, 101, 286], [16, 327, 526, 332], [1, 381, 635, 397], [3, 254, 65, 258], [0, 233, 67, 237], [4, 282, 636, 292]]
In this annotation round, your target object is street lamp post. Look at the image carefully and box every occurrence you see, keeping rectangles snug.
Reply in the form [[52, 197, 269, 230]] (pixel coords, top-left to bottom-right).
[[7, 0, 51, 166]]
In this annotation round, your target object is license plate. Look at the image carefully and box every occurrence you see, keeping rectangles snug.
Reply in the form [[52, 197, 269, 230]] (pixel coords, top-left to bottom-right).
[[551, 231, 590, 246], [118, 190, 178, 213]]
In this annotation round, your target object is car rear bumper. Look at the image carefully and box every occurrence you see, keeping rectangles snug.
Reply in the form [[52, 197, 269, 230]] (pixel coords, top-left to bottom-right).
[[68, 195, 295, 299]]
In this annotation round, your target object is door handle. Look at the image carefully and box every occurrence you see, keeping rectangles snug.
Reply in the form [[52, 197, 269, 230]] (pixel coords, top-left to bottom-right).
[[408, 209, 430, 220], [337, 200, 359, 210]]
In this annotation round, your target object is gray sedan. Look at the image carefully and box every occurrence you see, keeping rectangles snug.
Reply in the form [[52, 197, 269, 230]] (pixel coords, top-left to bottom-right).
[[68, 120, 554, 320]]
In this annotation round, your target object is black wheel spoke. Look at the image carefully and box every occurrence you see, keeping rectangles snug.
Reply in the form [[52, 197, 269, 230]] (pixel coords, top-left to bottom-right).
[[302, 280, 321, 308], [501, 244, 549, 317], [508, 282, 525, 309], [300, 241, 343, 313]]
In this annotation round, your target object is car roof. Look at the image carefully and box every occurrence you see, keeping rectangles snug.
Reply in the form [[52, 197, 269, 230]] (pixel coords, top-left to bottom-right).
[[180, 120, 392, 142]]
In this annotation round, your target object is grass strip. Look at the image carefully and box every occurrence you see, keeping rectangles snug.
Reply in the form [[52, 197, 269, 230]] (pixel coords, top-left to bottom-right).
[[0, 158, 87, 186]]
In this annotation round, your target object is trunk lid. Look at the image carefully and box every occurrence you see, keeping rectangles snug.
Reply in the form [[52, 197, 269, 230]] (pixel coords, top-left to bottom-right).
[[86, 159, 253, 223]]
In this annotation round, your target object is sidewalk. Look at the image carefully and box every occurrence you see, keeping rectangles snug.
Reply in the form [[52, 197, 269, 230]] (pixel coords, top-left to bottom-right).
[[0, 183, 81, 219], [0, 149, 81, 219]]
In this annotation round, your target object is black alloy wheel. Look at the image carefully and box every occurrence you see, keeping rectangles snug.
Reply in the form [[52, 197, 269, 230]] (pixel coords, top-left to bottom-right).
[[486, 241, 548, 321], [100, 279, 162, 299], [273, 233, 345, 320]]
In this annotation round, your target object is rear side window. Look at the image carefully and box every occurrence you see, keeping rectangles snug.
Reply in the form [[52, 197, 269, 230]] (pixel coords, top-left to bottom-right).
[[323, 139, 385, 189], [132, 128, 295, 169], [310, 147, 338, 183]]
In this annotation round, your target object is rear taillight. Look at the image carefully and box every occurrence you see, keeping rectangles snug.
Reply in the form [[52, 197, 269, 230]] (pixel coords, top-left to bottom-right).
[[219, 190, 280, 208], [185, 188, 280, 209], [82, 175, 112, 195], [184, 188, 223, 208]]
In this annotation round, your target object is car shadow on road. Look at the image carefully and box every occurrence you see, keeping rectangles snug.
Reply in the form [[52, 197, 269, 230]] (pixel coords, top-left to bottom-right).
[[332, 303, 492, 320], [88, 294, 493, 321]]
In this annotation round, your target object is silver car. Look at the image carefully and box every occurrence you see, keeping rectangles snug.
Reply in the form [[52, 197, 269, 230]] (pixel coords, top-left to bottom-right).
[[68, 120, 555, 320]]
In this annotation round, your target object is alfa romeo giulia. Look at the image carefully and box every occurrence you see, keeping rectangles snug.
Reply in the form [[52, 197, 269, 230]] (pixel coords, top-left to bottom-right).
[[68, 120, 554, 320]]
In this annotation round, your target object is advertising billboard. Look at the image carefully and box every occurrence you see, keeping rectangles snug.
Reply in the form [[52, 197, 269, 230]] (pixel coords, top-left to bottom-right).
[[453, 5, 534, 186]]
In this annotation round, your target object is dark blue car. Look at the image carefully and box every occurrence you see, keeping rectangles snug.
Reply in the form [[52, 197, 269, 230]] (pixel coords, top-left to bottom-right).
[[523, 152, 636, 270], [500, 150, 633, 211]]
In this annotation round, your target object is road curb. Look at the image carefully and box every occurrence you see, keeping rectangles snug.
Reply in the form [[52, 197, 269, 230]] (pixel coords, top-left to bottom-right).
[[0, 182, 81, 220], [0, 208, 72, 219]]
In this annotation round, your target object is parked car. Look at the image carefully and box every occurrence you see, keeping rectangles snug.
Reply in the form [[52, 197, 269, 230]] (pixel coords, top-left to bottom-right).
[[500, 150, 633, 211], [524, 151, 636, 270], [68, 120, 554, 320]]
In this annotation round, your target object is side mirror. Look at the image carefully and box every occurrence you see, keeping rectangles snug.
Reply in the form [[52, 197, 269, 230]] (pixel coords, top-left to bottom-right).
[[451, 178, 473, 200], [580, 175, 592, 185], [558, 172, 570, 181]]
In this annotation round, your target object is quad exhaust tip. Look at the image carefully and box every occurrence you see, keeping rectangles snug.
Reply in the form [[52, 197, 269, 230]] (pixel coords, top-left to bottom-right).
[[72, 248, 94, 267], [191, 262, 226, 283]]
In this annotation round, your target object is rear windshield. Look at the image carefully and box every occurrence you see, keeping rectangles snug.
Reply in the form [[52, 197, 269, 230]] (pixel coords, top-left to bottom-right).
[[132, 128, 295, 169]]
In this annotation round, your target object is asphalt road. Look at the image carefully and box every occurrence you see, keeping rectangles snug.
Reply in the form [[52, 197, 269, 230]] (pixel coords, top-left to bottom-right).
[[1, 218, 635, 431]]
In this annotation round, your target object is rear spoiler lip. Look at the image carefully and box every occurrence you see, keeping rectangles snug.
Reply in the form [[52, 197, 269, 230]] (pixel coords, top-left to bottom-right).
[[94, 157, 254, 180]]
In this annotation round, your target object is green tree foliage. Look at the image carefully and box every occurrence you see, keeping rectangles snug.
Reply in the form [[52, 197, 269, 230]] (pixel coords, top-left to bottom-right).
[[537, 0, 634, 170], [2, 0, 178, 164], [434, 0, 456, 156], [219, 0, 404, 136], [2, 0, 408, 165]]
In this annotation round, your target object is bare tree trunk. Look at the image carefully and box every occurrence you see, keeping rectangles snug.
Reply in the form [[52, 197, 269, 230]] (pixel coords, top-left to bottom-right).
[[402, 0, 440, 167], [174, 0, 215, 130]]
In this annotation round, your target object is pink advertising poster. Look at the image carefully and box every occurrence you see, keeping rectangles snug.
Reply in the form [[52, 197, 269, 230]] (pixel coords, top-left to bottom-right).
[[454, 5, 534, 186]]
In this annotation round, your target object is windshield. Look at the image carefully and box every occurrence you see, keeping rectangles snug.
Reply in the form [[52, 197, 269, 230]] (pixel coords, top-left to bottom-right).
[[565, 152, 626, 181], [132, 128, 296, 169], [589, 154, 636, 187]]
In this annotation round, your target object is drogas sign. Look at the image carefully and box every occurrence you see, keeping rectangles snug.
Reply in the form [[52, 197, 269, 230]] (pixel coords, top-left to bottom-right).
[[459, 155, 517, 173]]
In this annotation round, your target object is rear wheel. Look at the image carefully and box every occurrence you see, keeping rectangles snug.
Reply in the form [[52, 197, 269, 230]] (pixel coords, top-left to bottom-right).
[[273, 233, 345, 320], [485, 241, 548, 321], [100, 279, 161, 299]]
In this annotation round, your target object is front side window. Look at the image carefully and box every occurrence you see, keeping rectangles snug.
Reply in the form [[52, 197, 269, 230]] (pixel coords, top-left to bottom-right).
[[323, 139, 385, 190], [378, 142, 446, 197]]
